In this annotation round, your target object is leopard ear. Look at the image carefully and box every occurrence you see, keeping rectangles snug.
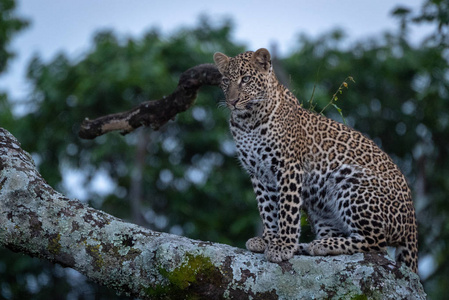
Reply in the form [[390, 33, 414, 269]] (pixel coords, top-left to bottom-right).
[[252, 48, 271, 73], [213, 52, 229, 74]]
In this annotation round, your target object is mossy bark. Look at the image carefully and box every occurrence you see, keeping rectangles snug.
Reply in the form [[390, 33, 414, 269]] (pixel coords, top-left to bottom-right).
[[0, 128, 426, 299]]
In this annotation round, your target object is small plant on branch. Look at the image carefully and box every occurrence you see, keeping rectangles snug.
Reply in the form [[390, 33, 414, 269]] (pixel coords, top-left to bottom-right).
[[321, 76, 355, 121], [307, 76, 355, 124]]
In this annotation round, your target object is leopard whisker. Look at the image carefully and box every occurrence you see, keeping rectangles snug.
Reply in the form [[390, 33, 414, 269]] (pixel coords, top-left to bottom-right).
[[217, 99, 228, 109]]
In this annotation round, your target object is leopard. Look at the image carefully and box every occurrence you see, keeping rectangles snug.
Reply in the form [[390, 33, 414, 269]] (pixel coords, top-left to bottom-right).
[[213, 48, 418, 273]]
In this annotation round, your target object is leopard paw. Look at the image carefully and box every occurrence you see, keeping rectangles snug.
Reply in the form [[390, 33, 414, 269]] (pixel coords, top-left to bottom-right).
[[246, 236, 267, 253], [265, 242, 297, 262], [308, 240, 334, 256], [296, 243, 311, 255]]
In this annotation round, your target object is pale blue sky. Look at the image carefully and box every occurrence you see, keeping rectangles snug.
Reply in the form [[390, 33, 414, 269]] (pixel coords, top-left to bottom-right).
[[1, 0, 429, 101]]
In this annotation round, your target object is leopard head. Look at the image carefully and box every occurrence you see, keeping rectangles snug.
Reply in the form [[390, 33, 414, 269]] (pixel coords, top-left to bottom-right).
[[214, 48, 273, 111]]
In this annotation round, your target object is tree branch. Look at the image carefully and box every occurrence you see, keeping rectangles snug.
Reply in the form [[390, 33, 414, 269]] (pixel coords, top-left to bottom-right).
[[78, 64, 222, 139], [0, 128, 425, 299]]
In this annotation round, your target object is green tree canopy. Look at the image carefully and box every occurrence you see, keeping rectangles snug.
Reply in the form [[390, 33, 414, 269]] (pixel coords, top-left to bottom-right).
[[0, 0, 28, 143], [0, 0, 28, 73]]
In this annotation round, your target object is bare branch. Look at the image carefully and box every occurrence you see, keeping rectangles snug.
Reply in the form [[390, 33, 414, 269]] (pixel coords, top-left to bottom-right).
[[78, 64, 222, 139], [0, 128, 425, 299]]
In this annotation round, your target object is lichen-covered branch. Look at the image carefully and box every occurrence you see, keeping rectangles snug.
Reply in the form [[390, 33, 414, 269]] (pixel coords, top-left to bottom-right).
[[78, 63, 222, 139], [0, 128, 426, 299]]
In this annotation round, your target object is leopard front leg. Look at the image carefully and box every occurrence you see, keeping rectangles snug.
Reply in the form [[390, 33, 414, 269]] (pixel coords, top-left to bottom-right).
[[265, 169, 303, 262], [246, 177, 279, 253]]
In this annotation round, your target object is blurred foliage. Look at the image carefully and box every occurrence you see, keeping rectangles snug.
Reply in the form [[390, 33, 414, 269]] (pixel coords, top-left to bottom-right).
[[0, 0, 28, 132], [0, 0, 28, 73], [1, 0, 449, 299]]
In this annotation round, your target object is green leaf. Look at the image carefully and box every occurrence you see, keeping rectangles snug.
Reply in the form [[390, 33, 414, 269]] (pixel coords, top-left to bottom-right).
[[332, 103, 346, 124]]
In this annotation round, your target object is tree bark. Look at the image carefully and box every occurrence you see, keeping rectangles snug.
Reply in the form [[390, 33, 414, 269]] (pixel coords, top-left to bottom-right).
[[0, 128, 426, 299], [78, 64, 222, 139]]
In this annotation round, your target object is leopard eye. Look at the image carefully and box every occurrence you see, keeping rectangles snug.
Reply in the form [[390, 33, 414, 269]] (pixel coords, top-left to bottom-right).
[[242, 76, 251, 83], [222, 77, 230, 85]]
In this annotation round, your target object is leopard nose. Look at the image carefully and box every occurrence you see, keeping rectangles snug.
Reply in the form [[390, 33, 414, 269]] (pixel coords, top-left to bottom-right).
[[228, 99, 239, 108]]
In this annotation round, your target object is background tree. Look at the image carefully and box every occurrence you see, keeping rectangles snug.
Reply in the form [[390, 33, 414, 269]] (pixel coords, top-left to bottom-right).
[[0, 0, 28, 73], [0, 0, 28, 137], [1, 0, 448, 299]]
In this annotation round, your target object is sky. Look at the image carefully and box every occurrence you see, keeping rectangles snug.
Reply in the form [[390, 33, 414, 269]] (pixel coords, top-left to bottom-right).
[[0, 0, 429, 101]]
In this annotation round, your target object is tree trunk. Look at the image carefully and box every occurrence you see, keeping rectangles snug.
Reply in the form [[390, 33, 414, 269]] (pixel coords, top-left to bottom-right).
[[0, 128, 426, 299]]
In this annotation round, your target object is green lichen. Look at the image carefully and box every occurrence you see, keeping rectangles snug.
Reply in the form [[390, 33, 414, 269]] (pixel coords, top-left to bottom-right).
[[86, 243, 104, 270], [144, 253, 218, 299], [161, 253, 215, 288], [48, 233, 61, 254]]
